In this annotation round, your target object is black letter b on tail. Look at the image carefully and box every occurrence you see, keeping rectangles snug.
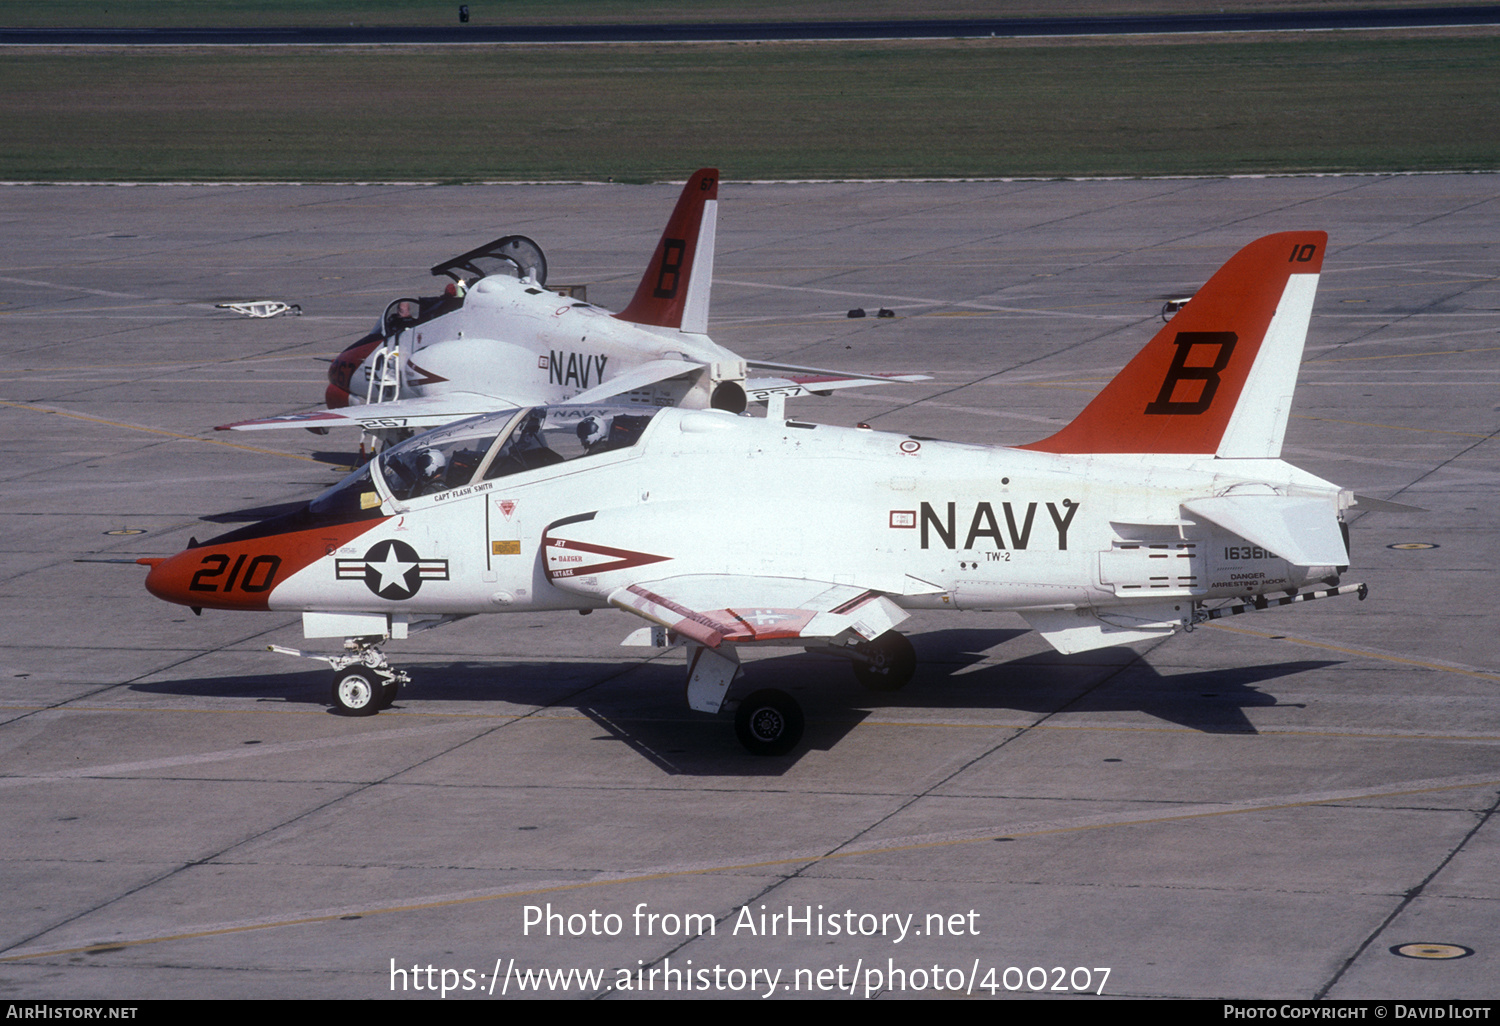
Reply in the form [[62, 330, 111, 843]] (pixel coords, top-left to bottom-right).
[[1144, 332, 1237, 415]]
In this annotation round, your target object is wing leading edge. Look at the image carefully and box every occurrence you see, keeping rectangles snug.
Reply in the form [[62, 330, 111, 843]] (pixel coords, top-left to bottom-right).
[[609, 575, 910, 717], [611, 575, 909, 650], [216, 391, 512, 432]]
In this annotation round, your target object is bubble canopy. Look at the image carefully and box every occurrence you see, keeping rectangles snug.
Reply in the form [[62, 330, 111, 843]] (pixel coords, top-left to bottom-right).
[[312, 404, 664, 512]]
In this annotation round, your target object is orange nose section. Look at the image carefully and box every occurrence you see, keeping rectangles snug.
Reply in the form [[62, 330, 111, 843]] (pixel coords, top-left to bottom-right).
[[145, 546, 282, 610], [142, 518, 387, 612], [327, 334, 383, 409], [325, 381, 353, 409]]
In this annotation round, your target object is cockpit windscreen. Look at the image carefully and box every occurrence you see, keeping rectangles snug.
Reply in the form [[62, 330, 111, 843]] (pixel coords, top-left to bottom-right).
[[374, 405, 660, 501]]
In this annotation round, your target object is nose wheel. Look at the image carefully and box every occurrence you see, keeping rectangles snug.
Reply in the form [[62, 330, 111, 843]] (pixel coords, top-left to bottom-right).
[[323, 639, 408, 716], [332, 671, 380, 716], [330, 670, 402, 715], [270, 639, 407, 716]]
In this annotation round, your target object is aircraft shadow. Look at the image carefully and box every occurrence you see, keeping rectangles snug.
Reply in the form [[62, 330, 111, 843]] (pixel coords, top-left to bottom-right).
[[904, 626, 1334, 733], [308, 450, 362, 470], [129, 629, 1340, 773], [129, 659, 846, 777], [195, 457, 364, 524], [922, 653, 1334, 734], [198, 500, 311, 524]]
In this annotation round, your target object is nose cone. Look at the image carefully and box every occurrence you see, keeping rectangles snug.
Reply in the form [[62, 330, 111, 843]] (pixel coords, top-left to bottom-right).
[[143, 547, 198, 606], [325, 380, 353, 409], [143, 550, 195, 606], [144, 546, 279, 611], [328, 334, 382, 409], [140, 511, 388, 614]]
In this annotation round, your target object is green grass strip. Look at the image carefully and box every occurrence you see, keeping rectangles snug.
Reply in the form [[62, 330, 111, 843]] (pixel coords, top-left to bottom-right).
[[5, 36, 1497, 182], [1, 1, 1452, 29]]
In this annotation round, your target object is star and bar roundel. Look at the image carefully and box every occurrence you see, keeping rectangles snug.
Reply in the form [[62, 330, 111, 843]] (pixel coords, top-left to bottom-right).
[[336, 539, 449, 600]]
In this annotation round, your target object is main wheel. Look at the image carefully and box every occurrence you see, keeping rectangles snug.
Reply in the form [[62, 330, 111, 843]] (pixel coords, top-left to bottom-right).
[[851, 631, 916, 691], [734, 689, 804, 756], [331, 670, 382, 716], [376, 677, 401, 710]]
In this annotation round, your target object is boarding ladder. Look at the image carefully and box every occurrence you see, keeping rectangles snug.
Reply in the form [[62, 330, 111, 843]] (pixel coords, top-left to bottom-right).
[[365, 336, 403, 406]]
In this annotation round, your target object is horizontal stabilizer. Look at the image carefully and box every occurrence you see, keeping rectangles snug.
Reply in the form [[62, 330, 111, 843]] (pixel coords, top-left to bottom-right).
[[1352, 493, 1426, 514], [1184, 495, 1348, 567]]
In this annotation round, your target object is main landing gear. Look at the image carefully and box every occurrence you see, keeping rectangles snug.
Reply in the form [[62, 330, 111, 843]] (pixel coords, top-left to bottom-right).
[[268, 637, 409, 716], [847, 631, 916, 692], [733, 689, 804, 757], [275, 626, 920, 749], [723, 630, 917, 756]]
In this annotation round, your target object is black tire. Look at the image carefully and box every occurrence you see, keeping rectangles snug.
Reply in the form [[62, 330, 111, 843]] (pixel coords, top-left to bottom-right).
[[734, 689, 804, 756], [331, 671, 381, 716], [851, 631, 916, 692], [377, 677, 400, 710]]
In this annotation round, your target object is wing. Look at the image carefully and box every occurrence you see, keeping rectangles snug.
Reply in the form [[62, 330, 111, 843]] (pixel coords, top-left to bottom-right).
[[215, 391, 512, 432], [562, 358, 707, 406], [609, 575, 912, 717], [220, 358, 709, 433], [746, 370, 930, 401], [568, 359, 930, 408], [745, 360, 929, 402], [607, 574, 909, 650]]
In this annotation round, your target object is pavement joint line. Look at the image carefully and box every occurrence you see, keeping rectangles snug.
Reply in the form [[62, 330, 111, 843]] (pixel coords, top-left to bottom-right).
[[0, 720, 505, 788], [2, 704, 1494, 744], [1304, 345, 1500, 364], [1305, 328, 1500, 352], [1323, 276, 1500, 292], [6, 23, 1500, 50], [0, 703, 552, 718], [10, 354, 331, 371], [1289, 414, 1491, 438], [0, 399, 324, 464], [728, 637, 1169, 934], [4, 772, 1496, 965], [714, 277, 1130, 319], [4, 171, 1500, 187], [1207, 622, 1500, 683], [0, 651, 696, 960], [1314, 784, 1500, 999]]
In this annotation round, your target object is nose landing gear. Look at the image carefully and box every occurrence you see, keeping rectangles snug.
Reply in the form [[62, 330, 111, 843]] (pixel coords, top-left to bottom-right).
[[270, 637, 409, 715], [330, 668, 402, 716]]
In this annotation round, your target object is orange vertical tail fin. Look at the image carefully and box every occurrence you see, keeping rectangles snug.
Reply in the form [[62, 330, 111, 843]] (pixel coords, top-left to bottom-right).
[[1021, 231, 1326, 457], [614, 168, 719, 333]]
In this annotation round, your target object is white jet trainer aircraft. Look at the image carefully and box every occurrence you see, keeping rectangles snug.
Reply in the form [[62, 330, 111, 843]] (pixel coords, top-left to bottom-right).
[[145, 231, 1389, 755], [217, 168, 926, 441]]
